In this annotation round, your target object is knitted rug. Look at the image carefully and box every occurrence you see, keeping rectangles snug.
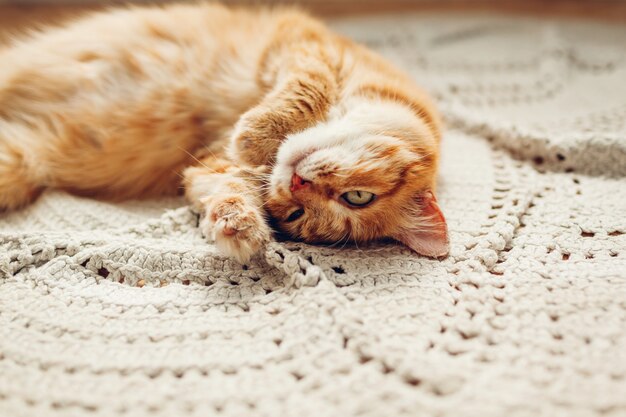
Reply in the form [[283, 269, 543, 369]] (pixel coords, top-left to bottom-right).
[[1, 13, 625, 417]]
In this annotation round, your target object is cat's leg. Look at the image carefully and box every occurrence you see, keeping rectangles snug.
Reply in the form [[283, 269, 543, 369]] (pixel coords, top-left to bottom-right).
[[229, 27, 341, 166], [183, 157, 270, 263], [0, 127, 44, 210]]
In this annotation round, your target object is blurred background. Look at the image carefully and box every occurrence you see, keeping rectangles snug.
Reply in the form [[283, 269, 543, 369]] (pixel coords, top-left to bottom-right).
[[1, 0, 626, 44]]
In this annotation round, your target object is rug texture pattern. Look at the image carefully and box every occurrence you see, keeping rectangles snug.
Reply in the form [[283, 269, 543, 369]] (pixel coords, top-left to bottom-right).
[[1, 13, 625, 417]]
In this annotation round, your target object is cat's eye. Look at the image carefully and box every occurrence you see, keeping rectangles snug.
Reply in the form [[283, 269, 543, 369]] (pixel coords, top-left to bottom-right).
[[285, 208, 305, 222], [341, 191, 376, 207]]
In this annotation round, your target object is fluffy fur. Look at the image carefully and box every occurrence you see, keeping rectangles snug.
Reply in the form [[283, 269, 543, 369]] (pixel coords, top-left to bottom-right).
[[0, 3, 448, 262]]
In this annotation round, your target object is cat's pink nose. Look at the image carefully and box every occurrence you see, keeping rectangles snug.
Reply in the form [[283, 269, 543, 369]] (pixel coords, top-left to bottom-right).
[[290, 173, 310, 193]]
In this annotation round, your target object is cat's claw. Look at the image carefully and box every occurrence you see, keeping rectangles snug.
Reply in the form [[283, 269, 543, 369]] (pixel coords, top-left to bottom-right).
[[201, 196, 270, 263]]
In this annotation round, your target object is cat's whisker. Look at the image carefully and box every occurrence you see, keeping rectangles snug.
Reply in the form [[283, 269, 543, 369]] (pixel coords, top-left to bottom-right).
[[200, 145, 222, 161], [177, 146, 220, 174], [338, 232, 352, 251], [256, 198, 276, 210], [243, 183, 272, 193], [327, 232, 350, 249], [352, 234, 365, 254]]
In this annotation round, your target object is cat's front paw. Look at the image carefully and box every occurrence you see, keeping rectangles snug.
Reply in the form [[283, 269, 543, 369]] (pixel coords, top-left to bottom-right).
[[200, 195, 270, 263], [230, 109, 283, 166]]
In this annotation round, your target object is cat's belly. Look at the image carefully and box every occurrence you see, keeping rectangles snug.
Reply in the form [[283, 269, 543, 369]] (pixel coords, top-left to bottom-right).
[[0, 5, 269, 200]]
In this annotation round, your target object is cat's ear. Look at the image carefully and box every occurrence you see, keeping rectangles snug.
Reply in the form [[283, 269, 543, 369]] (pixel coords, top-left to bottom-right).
[[394, 190, 449, 258]]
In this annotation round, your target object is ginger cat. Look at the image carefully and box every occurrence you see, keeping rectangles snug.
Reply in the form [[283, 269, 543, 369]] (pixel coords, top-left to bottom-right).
[[0, 3, 449, 262]]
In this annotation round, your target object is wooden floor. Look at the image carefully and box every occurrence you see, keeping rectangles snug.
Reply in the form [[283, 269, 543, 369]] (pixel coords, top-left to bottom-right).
[[1, 0, 625, 45]]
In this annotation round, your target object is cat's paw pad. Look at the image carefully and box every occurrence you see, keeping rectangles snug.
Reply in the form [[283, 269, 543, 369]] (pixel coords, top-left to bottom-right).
[[201, 196, 270, 263]]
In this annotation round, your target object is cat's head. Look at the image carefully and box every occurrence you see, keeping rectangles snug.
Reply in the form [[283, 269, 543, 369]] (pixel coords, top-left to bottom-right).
[[265, 98, 449, 257]]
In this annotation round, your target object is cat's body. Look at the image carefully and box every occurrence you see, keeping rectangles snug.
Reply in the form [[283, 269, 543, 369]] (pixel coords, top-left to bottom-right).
[[0, 3, 449, 262]]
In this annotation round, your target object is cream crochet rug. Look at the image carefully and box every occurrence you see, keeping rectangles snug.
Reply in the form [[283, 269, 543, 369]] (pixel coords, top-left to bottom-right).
[[1, 13, 626, 417]]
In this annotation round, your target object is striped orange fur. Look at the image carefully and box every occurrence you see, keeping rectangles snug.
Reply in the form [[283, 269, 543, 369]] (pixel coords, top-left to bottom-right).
[[0, 3, 448, 262]]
